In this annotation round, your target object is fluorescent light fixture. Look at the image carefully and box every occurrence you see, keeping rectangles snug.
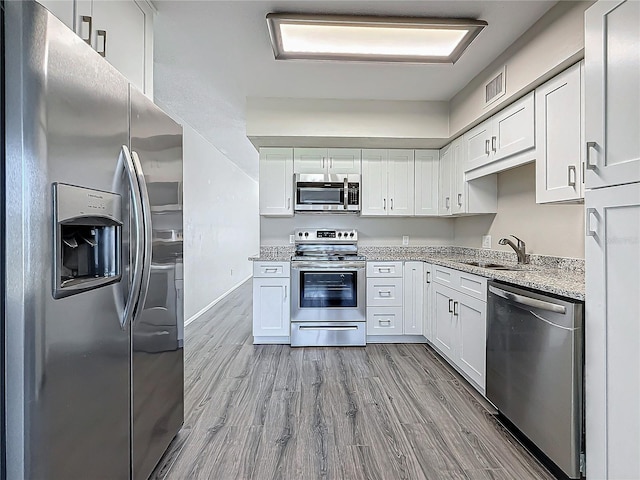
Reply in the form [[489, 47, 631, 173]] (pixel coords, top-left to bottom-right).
[[266, 13, 487, 64]]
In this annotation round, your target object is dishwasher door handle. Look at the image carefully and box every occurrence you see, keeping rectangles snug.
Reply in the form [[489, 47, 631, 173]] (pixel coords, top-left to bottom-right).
[[489, 285, 566, 314]]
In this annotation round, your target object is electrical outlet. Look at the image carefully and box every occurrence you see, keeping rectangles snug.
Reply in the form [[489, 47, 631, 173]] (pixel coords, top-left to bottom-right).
[[402, 236, 409, 246], [482, 235, 492, 249], [289, 234, 294, 244]]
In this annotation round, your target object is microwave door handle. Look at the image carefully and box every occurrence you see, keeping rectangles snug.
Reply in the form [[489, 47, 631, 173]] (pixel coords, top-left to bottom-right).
[[344, 177, 349, 210]]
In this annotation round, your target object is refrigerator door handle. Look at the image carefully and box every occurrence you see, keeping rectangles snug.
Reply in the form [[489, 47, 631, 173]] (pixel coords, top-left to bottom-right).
[[119, 145, 144, 330], [131, 150, 153, 323]]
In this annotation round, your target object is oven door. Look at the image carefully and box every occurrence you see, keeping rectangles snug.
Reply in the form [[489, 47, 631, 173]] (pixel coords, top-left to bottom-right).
[[291, 261, 365, 322]]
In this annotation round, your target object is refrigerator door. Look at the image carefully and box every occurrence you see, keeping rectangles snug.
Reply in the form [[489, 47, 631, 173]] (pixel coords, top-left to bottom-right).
[[129, 87, 184, 480], [4, 2, 132, 479]]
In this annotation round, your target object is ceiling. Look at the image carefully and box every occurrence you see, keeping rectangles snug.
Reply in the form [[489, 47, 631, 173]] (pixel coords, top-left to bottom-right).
[[153, 1, 558, 180]]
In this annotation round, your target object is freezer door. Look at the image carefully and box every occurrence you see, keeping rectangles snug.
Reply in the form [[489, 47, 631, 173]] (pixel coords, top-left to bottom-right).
[[129, 86, 184, 480], [4, 2, 132, 479]]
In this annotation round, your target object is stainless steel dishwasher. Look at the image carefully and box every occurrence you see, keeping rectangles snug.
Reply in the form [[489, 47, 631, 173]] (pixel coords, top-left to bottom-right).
[[487, 281, 584, 479]]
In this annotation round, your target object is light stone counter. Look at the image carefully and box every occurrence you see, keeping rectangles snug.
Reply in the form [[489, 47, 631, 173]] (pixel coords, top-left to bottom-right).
[[250, 245, 585, 301]]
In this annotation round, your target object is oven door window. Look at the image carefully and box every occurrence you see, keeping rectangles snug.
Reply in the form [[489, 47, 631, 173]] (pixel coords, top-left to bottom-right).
[[299, 271, 357, 308], [297, 184, 344, 205]]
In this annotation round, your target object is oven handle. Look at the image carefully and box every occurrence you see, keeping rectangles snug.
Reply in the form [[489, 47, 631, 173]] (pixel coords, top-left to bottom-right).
[[291, 261, 365, 270], [489, 285, 566, 314], [297, 326, 359, 331]]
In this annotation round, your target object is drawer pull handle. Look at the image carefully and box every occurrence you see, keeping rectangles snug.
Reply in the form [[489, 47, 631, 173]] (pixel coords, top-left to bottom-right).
[[586, 141, 598, 170], [379, 291, 392, 297], [491, 136, 497, 152], [485, 139, 490, 155], [453, 301, 459, 316], [378, 268, 391, 273], [426, 271, 431, 284], [379, 319, 392, 325], [448, 298, 454, 313], [265, 268, 278, 273]]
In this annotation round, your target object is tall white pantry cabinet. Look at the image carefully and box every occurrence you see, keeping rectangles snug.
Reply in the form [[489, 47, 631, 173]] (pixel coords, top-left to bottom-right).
[[584, 1, 640, 479]]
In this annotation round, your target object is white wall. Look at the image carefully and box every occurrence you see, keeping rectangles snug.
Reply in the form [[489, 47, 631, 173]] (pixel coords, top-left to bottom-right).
[[449, 1, 593, 137], [454, 163, 585, 258], [246, 97, 449, 149], [261, 216, 454, 247], [182, 124, 259, 322]]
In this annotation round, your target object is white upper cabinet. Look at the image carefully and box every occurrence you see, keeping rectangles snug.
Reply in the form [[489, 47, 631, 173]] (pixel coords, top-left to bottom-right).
[[438, 144, 453, 215], [536, 62, 584, 203], [387, 150, 415, 216], [440, 139, 496, 216], [361, 149, 414, 216], [585, 0, 640, 188], [414, 150, 439, 216], [37, 0, 74, 29], [462, 92, 535, 179], [259, 148, 294, 217], [73, 0, 153, 96], [293, 148, 361, 175]]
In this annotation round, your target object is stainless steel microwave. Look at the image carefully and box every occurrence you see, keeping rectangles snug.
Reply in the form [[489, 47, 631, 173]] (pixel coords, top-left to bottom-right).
[[294, 174, 360, 212]]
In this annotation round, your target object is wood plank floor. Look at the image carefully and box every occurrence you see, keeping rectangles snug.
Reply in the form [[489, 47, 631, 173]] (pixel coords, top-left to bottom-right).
[[151, 280, 554, 480]]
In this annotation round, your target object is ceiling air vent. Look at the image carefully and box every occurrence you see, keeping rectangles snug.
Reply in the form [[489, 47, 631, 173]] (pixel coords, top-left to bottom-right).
[[484, 66, 506, 107]]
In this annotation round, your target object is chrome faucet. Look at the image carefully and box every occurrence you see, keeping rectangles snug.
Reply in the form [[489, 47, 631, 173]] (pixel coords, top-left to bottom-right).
[[498, 235, 528, 264]]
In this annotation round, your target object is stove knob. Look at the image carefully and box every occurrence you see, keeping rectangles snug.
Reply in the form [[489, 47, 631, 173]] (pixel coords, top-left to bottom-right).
[[350, 232, 355, 237], [304, 232, 309, 237], [298, 232, 303, 237], [338, 232, 342, 237]]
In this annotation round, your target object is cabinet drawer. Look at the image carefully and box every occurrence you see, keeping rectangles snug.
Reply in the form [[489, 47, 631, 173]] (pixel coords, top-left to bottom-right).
[[457, 272, 487, 301], [367, 278, 403, 306], [433, 265, 487, 301], [367, 261, 403, 277], [367, 307, 404, 335], [253, 261, 290, 278]]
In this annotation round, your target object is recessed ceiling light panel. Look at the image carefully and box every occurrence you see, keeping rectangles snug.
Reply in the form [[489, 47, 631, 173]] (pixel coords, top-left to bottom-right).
[[266, 13, 487, 64]]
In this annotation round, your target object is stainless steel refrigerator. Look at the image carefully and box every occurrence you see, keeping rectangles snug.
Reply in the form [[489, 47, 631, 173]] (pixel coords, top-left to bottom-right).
[[2, 2, 184, 479]]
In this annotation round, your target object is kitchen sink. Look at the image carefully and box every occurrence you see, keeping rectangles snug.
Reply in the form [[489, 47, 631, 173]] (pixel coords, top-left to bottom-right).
[[463, 261, 525, 271]]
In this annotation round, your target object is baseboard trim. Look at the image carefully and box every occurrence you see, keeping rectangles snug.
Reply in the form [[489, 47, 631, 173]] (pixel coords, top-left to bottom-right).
[[366, 335, 428, 344], [185, 275, 252, 327]]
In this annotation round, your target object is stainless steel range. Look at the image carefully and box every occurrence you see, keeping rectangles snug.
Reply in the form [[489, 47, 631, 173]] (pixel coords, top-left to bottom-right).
[[290, 228, 366, 347]]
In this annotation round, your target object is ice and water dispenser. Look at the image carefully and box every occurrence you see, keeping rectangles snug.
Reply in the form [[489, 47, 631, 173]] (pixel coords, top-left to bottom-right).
[[53, 183, 122, 299]]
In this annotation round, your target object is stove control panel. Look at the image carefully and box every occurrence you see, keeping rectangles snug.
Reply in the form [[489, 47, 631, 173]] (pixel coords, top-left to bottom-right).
[[294, 229, 358, 243]]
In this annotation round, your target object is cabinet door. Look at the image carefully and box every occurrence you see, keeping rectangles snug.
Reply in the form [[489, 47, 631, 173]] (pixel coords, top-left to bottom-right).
[[327, 148, 361, 175], [387, 149, 414, 216], [432, 284, 456, 362], [463, 120, 492, 172], [294, 148, 327, 174], [493, 92, 535, 161], [414, 149, 439, 216], [37, 0, 74, 30], [403, 262, 424, 335], [361, 149, 388, 216], [585, 0, 640, 188], [536, 63, 583, 203], [451, 138, 466, 215], [252, 277, 290, 337], [455, 293, 487, 391], [585, 181, 640, 479], [423, 264, 433, 341], [259, 148, 294, 216], [91, 0, 146, 93], [438, 144, 452, 215]]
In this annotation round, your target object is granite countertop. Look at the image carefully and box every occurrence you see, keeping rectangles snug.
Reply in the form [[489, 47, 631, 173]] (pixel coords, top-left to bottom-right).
[[250, 246, 585, 301]]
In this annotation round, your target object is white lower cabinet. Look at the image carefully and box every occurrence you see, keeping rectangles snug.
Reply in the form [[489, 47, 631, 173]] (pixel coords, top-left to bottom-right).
[[252, 262, 290, 343], [366, 263, 403, 336], [423, 263, 434, 341], [367, 261, 424, 338], [431, 268, 487, 393]]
